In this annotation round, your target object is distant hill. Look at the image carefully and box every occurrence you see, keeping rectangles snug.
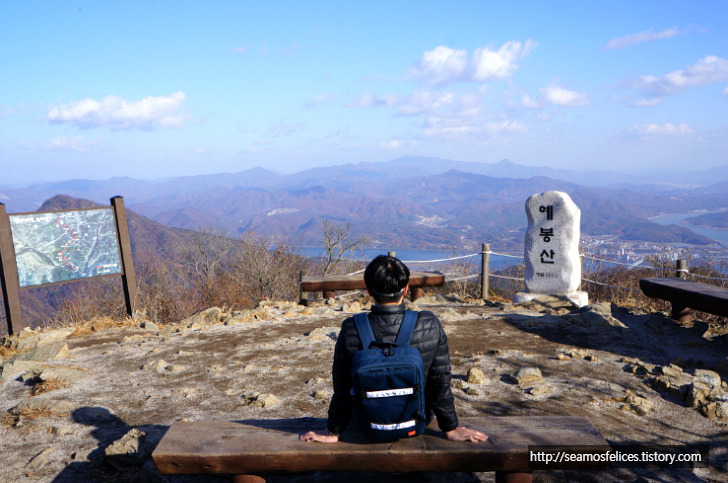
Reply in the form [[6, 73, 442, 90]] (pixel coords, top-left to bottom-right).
[[682, 180, 728, 197], [5, 157, 728, 213], [2, 157, 727, 249], [374, 156, 631, 186], [127, 169, 716, 248], [638, 165, 728, 188], [683, 210, 728, 230]]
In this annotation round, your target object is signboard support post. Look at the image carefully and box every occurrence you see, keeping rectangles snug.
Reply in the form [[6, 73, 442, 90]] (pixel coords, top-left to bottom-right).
[[0, 203, 24, 335], [110, 197, 138, 317]]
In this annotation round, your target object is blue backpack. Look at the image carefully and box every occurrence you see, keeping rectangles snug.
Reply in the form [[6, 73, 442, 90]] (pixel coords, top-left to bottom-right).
[[351, 310, 426, 442]]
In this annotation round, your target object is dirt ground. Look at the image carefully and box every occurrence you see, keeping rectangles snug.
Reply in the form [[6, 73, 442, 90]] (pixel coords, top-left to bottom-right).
[[0, 296, 726, 482]]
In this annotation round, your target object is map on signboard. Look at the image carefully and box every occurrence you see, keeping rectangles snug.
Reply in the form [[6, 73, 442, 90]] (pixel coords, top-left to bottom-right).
[[9, 208, 122, 287]]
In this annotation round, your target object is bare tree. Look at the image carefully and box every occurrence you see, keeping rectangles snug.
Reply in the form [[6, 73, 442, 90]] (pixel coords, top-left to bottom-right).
[[231, 232, 302, 305], [178, 226, 236, 305], [320, 218, 369, 276], [444, 244, 478, 298]]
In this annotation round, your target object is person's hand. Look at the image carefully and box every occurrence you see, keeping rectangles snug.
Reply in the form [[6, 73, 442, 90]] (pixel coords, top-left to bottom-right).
[[300, 430, 339, 443], [445, 426, 488, 442]]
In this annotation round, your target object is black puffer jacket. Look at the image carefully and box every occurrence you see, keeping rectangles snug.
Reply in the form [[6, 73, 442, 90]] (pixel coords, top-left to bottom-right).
[[327, 304, 458, 435]]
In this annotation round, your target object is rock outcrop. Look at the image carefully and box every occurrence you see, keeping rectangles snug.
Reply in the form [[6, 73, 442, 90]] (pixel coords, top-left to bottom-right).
[[1, 299, 726, 482]]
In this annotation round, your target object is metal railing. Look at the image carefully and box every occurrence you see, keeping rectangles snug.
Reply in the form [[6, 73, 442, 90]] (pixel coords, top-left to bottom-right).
[[326, 244, 728, 301]]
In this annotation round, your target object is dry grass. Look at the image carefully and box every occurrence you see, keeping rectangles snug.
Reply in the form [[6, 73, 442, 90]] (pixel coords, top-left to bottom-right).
[[30, 377, 69, 396], [15, 407, 64, 419], [0, 411, 15, 427], [0, 345, 18, 360], [64, 315, 138, 337], [1, 407, 65, 428]]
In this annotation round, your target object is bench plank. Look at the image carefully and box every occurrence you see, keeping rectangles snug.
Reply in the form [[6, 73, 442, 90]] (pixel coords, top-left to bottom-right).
[[639, 277, 728, 319], [301, 271, 445, 292], [153, 416, 608, 475], [301, 271, 445, 301]]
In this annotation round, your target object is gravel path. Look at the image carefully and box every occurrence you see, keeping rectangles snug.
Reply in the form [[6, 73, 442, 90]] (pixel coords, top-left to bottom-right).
[[1, 296, 726, 482]]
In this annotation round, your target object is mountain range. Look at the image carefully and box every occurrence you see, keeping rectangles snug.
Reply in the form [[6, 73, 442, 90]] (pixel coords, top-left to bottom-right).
[[2, 156, 727, 251]]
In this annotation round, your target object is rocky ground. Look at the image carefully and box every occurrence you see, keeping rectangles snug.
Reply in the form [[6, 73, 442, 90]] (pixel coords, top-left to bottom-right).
[[1, 294, 727, 482]]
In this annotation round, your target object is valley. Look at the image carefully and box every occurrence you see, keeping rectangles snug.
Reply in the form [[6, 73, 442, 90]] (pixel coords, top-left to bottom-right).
[[1, 157, 727, 254]]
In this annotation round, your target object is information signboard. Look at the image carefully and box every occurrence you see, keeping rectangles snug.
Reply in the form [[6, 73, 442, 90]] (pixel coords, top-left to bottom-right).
[[9, 208, 122, 287], [0, 196, 137, 335]]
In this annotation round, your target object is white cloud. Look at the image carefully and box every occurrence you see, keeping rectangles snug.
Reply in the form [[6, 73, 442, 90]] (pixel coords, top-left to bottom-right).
[[41, 135, 95, 152], [605, 27, 680, 50], [521, 94, 540, 109], [233, 45, 253, 54], [47, 92, 188, 130], [395, 90, 459, 116], [628, 123, 693, 136], [407, 41, 536, 85], [304, 92, 337, 108], [380, 139, 403, 149], [470, 41, 536, 82], [407, 46, 468, 85], [540, 85, 591, 107], [724, 85, 728, 96], [267, 120, 307, 137], [352, 89, 481, 119], [326, 127, 353, 139], [521, 85, 590, 108], [422, 116, 526, 140], [349, 93, 398, 108], [619, 55, 728, 97], [1, 103, 26, 118], [351, 87, 527, 143], [632, 98, 664, 107]]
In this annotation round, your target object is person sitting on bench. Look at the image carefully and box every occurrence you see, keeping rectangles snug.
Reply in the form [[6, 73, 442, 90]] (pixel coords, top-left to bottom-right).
[[301, 255, 487, 443]]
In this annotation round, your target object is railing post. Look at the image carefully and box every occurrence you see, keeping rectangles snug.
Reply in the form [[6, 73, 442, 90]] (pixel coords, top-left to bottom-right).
[[480, 243, 490, 300], [676, 259, 687, 279]]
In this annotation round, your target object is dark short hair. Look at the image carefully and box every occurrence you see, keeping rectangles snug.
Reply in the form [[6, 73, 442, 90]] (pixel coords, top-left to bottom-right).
[[364, 255, 410, 304]]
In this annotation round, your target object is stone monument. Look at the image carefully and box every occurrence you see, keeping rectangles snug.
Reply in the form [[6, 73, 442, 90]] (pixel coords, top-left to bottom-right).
[[514, 190, 589, 307]]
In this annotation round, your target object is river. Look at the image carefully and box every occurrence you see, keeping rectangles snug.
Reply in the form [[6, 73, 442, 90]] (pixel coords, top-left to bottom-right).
[[649, 211, 728, 247], [298, 211, 728, 269], [296, 247, 522, 271]]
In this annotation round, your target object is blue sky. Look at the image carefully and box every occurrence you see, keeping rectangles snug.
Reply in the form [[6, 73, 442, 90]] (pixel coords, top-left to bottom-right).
[[2, 1, 727, 185]]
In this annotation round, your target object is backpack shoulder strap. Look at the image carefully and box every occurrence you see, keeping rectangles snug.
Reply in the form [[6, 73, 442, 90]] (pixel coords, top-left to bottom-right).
[[353, 312, 375, 349], [394, 310, 418, 348]]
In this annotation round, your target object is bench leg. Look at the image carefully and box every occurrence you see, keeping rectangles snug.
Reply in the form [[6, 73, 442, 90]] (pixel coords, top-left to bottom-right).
[[671, 302, 691, 322], [495, 471, 532, 483], [232, 475, 265, 483], [411, 286, 423, 301]]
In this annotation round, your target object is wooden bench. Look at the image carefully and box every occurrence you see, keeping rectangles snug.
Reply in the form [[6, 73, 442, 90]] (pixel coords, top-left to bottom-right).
[[300, 271, 445, 302], [152, 416, 609, 482], [639, 277, 728, 322]]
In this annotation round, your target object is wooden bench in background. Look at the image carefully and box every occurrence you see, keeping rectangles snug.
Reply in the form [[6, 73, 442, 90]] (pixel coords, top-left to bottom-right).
[[639, 277, 728, 322], [152, 416, 609, 482], [300, 271, 445, 302]]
